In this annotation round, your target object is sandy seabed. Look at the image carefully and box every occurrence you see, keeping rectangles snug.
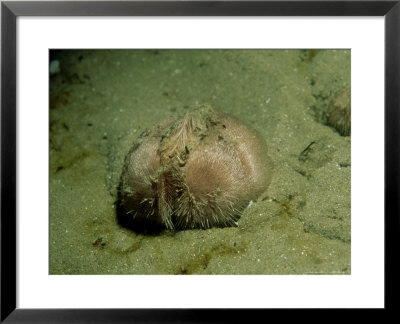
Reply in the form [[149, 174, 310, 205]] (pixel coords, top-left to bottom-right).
[[49, 49, 350, 274]]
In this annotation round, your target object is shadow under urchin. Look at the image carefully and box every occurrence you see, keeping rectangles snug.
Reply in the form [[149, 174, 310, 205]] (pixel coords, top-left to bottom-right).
[[116, 183, 163, 234], [115, 105, 272, 234]]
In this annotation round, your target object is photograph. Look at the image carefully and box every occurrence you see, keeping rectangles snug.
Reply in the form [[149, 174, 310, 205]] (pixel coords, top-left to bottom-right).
[[49, 49, 351, 275], [3, 0, 396, 319]]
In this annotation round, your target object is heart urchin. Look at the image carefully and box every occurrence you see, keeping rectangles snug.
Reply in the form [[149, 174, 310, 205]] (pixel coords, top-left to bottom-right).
[[327, 90, 351, 136], [117, 105, 272, 232]]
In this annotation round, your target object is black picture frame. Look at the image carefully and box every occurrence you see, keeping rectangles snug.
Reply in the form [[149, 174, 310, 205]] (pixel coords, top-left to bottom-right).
[[1, 0, 398, 322]]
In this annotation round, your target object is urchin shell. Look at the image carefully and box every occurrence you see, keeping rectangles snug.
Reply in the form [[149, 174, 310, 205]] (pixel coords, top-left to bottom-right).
[[118, 105, 272, 232], [327, 90, 351, 136]]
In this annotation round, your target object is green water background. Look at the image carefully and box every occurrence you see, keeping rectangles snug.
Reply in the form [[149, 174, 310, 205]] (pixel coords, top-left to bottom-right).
[[49, 49, 350, 274]]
